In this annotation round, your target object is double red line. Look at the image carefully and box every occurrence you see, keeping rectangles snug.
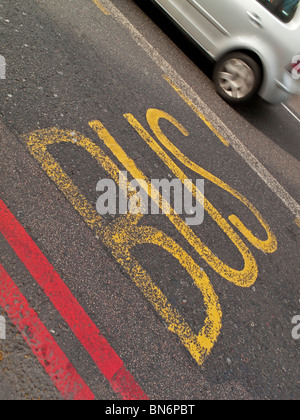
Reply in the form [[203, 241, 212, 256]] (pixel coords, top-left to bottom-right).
[[0, 199, 148, 400]]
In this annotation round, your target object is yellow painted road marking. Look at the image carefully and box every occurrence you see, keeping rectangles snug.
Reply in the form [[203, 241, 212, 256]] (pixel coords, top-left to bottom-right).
[[91, 119, 259, 288], [295, 218, 300, 228], [92, 0, 111, 15], [23, 110, 277, 366], [144, 109, 277, 254], [23, 126, 222, 366], [123, 109, 277, 254], [163, 74, 230, 147]]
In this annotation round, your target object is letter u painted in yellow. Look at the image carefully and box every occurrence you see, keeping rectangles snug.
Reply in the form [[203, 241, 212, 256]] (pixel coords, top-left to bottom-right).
[[122, 110, 277, 288]]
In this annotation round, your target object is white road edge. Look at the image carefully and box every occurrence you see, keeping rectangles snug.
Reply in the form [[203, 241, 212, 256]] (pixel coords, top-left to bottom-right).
[[282, 103, 300, 124]]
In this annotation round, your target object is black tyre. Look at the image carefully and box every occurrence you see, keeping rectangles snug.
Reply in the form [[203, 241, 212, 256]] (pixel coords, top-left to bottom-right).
[[213, 52, 262, 104]]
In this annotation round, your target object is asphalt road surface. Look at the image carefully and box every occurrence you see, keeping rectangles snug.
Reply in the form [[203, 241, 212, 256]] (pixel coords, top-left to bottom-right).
[[0, 0, 299, 401]]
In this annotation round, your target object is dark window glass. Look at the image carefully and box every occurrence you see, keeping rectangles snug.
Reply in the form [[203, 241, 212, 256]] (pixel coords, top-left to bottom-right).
[[257, 0, 299, 22]]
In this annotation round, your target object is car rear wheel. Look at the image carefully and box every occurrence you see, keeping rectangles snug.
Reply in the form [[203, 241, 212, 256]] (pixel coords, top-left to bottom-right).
[[213, 53, 262, 104]]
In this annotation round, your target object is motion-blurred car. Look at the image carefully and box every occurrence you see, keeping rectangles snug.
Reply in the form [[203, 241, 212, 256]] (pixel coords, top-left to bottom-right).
[[151, 0, 300, 104]]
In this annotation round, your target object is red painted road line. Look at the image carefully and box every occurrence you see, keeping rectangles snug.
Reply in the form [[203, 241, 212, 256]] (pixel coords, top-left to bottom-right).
[[0, 264, 94, 400], [110, 366, 150, 400], [0, 199, 148, 400]]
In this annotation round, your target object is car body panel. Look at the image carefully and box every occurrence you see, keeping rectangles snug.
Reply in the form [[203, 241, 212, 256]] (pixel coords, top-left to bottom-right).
[[151, 0, 300, 103]]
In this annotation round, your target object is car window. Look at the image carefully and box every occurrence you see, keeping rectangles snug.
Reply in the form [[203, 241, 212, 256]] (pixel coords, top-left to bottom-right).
[[257, 0, 300, 22]]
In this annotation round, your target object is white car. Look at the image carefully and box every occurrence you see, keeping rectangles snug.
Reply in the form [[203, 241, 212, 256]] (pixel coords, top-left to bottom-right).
[[151, 0, 300, 104]]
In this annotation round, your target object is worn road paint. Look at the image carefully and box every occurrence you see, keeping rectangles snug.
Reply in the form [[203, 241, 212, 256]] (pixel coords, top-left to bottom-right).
[[163, 75, 230, 147], [23, 108, 278, 364], [295, 218, 300, 228], [125, 109, 277, 255], [92, 0, 111, 15], [23, 126, 222, 366], [91, 118, 260, 288], [0, 199, 148, 400], [0, 263, 94, 400]]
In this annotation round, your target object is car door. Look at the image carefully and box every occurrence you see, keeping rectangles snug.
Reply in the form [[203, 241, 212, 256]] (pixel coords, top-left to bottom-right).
[[154, 0, 268, 57], [152, 0, 229, 56], [190, 0, 300, 59], [186, 0, 269, 56], [154, 0, 299, 61]]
